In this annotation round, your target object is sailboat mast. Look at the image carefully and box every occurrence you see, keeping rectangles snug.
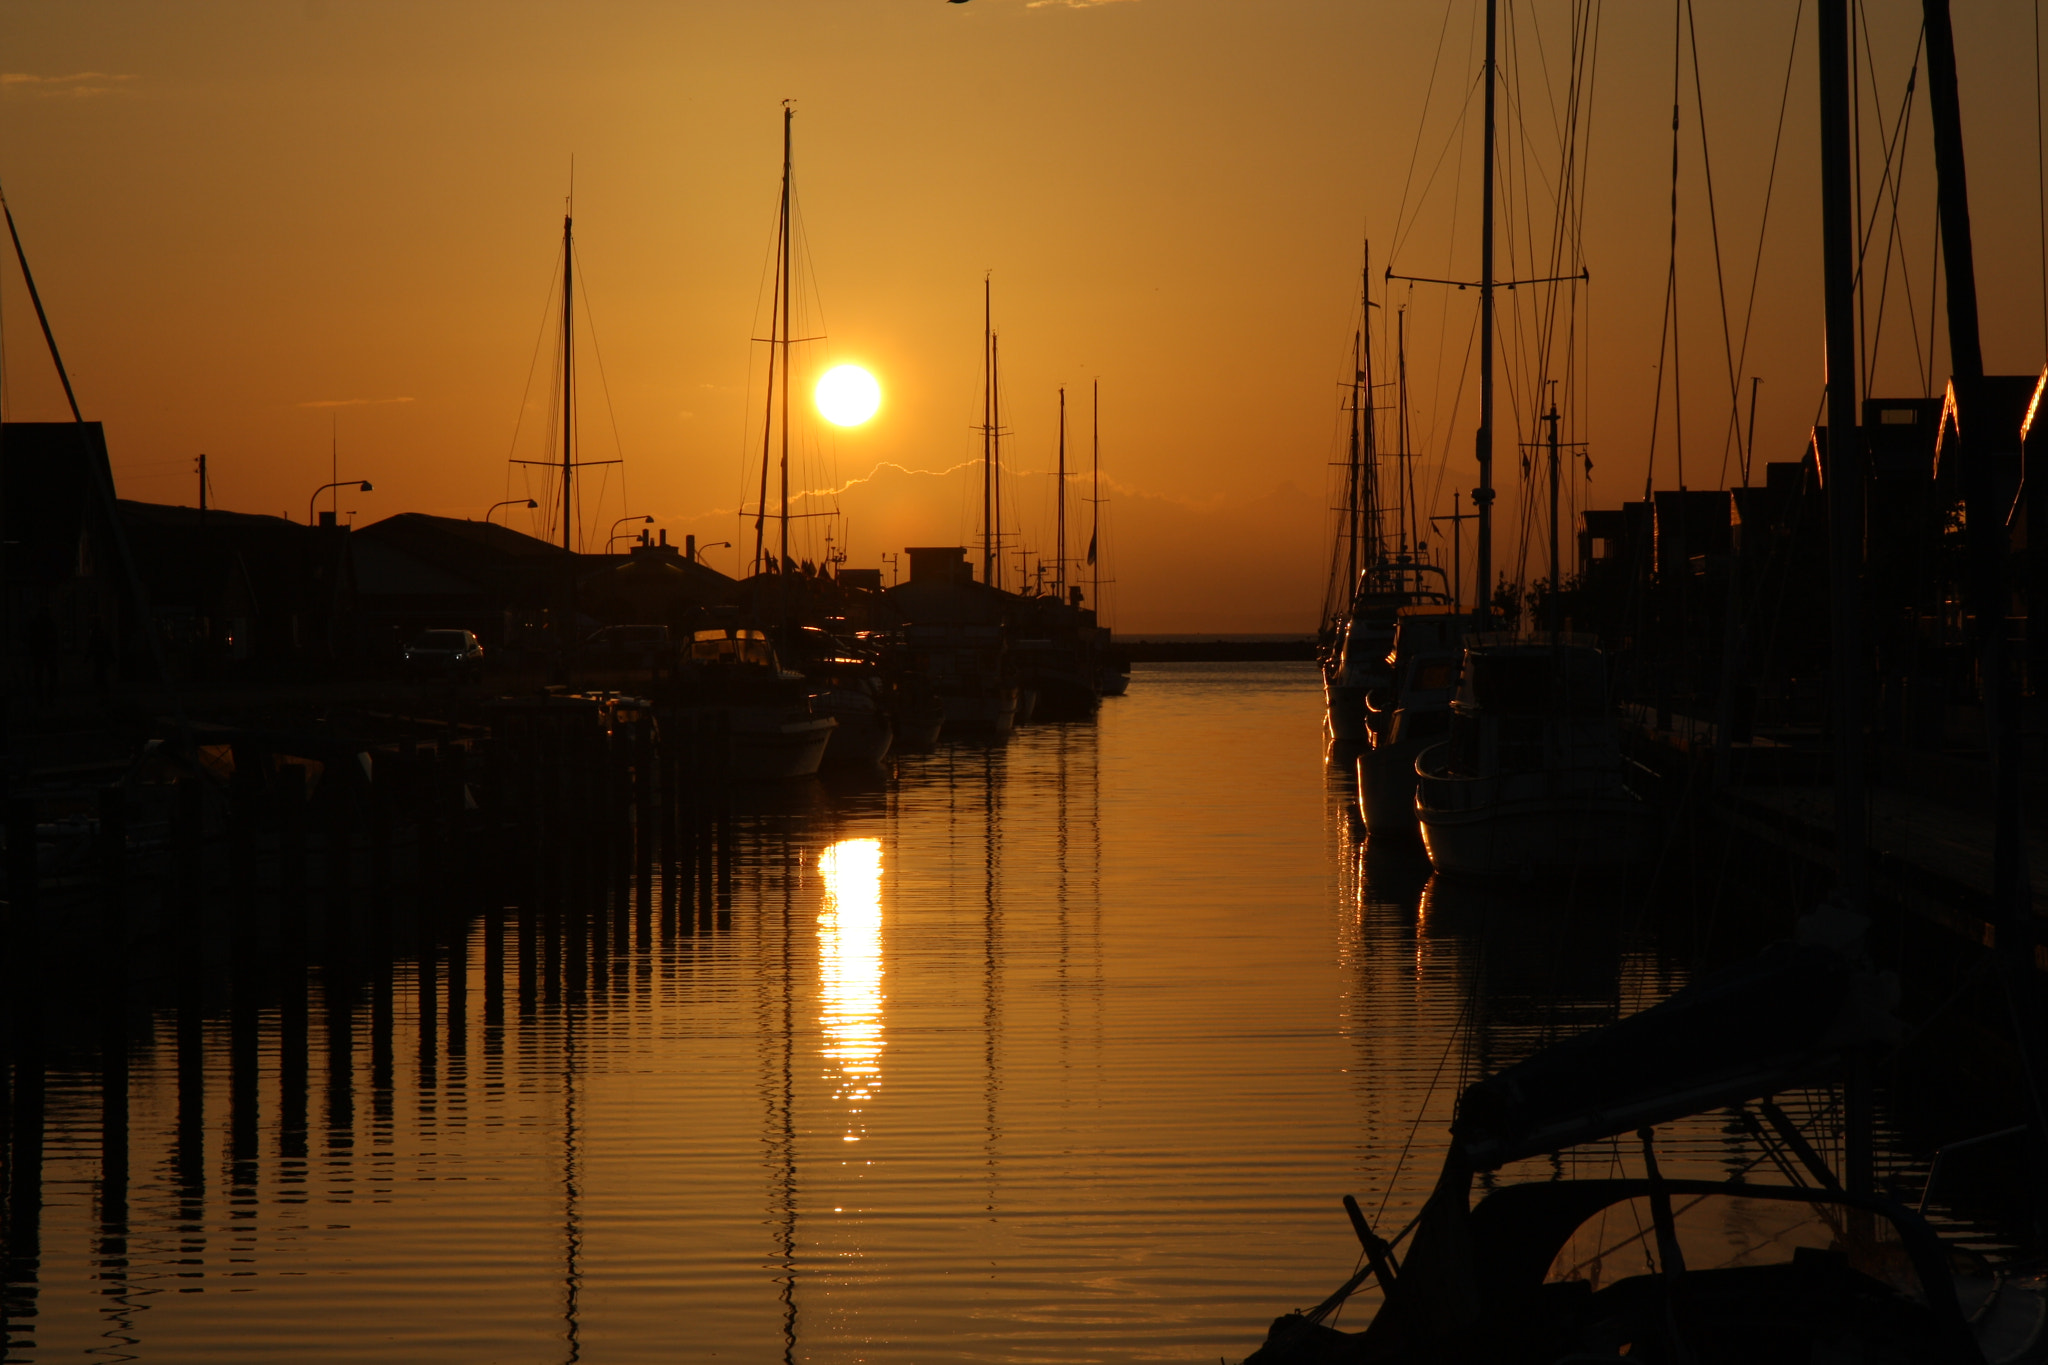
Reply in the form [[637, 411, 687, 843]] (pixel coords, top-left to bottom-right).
[[562, 210, 574, 553], [983, 277, 994, 586], [754, 234, 777, 575], [1399, 308, 1415, 559], [1346, 328, 1361, 596], [1056, 387, 1067, 600], [992, 331, 1003, 592], [778, 105, 793, 576], [1360, 241, 1379, 568], [1092, 379, 1100, 615], [1546, 396, 1561, 632], [1476, 0, 1498, 621]]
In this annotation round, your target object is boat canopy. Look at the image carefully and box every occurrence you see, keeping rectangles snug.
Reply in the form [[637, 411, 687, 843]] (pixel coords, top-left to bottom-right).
[[1451, 941, 1897, 1171]]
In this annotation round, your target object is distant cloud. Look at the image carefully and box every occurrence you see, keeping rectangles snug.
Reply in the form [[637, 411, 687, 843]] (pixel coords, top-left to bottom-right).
[[1025, 0, 1137, 8], [297, 396, 416, 409], [2, 72, 138, 98]]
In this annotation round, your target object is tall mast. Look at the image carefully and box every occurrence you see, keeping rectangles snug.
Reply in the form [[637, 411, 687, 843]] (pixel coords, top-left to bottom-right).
[[992, 331, 1003, 592], [1092, 379, 1100, 616], [1820, 0, 1875, 1206], [1818, 0, 1865, 912], [778, 104, 793, 577], [983, 277, 994, 586], [1056, 387, 1068, 600], [561, 208, 574, 553], [1398, 308, 1414, 558], [1346, 328, 1361, 596], [1361, 240, 1378, 570], [1476, 0, 1498, 623], [1546, 395, 1562, 632]]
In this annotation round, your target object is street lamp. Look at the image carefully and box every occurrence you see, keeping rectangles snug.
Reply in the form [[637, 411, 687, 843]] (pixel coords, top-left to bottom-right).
[[485, 497, 539, 548], [694, 540, 731, 565], [309, 479, 373, 526], [606, 514, 654, 552]]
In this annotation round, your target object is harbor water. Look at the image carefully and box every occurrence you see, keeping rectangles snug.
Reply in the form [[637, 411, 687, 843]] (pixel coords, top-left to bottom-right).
[[0, 663, 1941, 1362]]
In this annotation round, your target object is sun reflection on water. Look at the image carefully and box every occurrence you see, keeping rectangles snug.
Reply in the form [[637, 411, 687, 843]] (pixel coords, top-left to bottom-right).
[[818, 837, 884, 1142]]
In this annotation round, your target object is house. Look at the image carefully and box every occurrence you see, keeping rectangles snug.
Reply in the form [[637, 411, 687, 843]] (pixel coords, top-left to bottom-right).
[[119, 501, 357, 680], [1, 421, 155, 696]]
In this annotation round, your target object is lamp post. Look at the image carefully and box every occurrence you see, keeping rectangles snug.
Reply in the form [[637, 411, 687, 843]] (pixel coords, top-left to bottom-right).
[[485, 497, 539, 548], [606, 514, 654, 552], [309, 479, 372, 526], [693, 540, 731, 565]]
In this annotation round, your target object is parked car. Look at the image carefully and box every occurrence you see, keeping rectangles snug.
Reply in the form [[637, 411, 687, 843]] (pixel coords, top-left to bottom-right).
[[403, 629, 484, 673]]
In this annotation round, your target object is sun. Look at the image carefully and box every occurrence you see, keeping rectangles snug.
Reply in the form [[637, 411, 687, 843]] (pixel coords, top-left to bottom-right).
[[816, 364, 881, 426]]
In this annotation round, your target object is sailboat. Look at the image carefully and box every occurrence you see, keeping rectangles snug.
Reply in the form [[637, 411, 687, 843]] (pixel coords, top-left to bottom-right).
[[1322, 244, 1452, 744], [507, 190, 628, 672], [909, 279, 1022, 738], [667, 106, 835, 779], [1014, 385, 1104, 722]]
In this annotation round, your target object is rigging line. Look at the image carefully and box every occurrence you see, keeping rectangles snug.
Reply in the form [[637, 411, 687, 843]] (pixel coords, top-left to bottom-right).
[[1729, 0, 1804, 487], [1642, 0, 1683, 502], [1860, 38, 1923, 400], [506, 243, 567, 488], [1849, 23, 1921, 285], [2039, 0, 2047, 353], [569, 239, 632, 538], [1684, 0, 1753, 495], [1391, 70, 1489, 268], [1389, 0, 1466, 258], [1423, 307, 1484, 543]]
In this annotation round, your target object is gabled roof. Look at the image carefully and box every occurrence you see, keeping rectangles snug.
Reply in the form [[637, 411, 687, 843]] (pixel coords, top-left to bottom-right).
[[1935, 373, 2037, 483], [353, 512, 575, 602], [119, 499, 354, 616]]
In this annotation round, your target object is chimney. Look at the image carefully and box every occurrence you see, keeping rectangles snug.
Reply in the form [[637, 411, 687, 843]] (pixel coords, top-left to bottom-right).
[[660, 528, 669, 547], [318, 510, 338, 529], [685, 533, 696, 560]]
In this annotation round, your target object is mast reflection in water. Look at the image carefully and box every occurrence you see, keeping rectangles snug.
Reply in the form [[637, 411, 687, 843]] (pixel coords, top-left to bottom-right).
[[817, 838, 884, 1144]]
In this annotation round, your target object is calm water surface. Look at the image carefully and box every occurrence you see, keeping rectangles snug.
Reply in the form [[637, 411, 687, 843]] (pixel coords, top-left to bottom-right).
[[3, 663, 1887, 1362]]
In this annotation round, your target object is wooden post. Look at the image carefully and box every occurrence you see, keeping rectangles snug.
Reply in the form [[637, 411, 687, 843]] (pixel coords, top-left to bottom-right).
[[278, 764, 308, 968], [96, 786, 128, 989]]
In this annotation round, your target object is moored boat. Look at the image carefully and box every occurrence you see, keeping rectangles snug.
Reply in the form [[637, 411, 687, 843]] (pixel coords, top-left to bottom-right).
[[1354, 608, 1470, 840], [1413, 633, 1649, 878], [668, 626, 835, 780], [1244, 927, 2046, 1364]]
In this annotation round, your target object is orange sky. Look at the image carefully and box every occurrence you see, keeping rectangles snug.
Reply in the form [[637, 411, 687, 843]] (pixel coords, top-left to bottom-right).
[[3, 1, 2046, 632]]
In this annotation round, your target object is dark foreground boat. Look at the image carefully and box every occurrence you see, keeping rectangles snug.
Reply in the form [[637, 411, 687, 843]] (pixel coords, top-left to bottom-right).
[[1244, 921, 2046, 1365]]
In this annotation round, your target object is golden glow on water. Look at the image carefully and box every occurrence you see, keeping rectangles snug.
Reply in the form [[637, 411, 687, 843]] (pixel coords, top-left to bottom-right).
[[818, 837, 885, 1142]]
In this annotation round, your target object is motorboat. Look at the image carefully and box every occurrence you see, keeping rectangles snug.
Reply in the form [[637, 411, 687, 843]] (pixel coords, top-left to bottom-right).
[[1413, 634, 1649, 878], [905, 623, 1019, 737], [664, 627, 835, 780], [1014, 635, 1101, 721], [787, 626, 894, 768]]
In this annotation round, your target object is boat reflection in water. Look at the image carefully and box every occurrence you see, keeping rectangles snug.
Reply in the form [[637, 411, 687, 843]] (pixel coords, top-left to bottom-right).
[[818, 837, 885, 1143]]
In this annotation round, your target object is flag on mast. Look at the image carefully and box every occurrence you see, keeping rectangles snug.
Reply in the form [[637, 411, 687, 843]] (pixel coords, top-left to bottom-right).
[[1086, 530, 1097, 566]]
